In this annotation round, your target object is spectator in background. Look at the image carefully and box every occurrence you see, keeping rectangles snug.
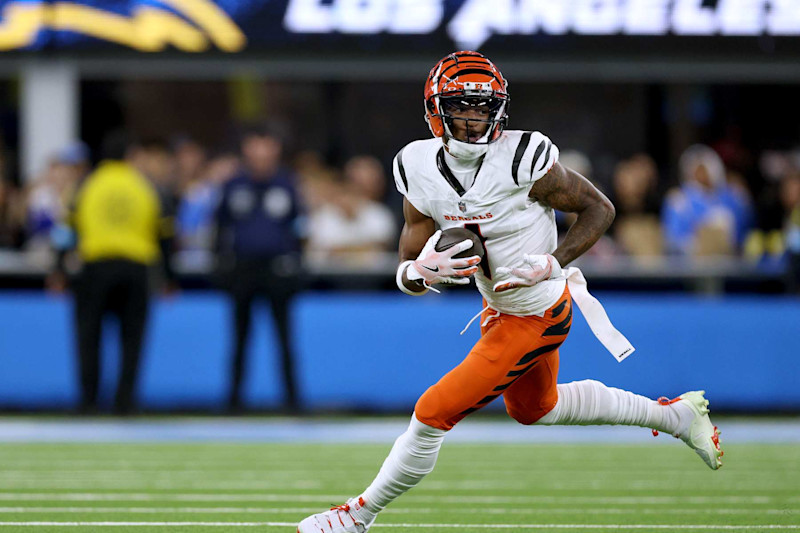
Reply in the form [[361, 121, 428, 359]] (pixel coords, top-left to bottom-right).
[[610, 154, 664, 257], [747, 153, 799, 263], [0, 134, 23, 249], [132, 138, 177, 207], [306, 155, 397, 267], [25, 142, 90, 255], [783, 172, 800, 291], [59, 141, 92, 180], [344, 155, 389, 204], [712, 124, 758, 197], [552, 150, 591, 236], [214, 123, 305, 413], [0, 178, 24, 249], [173, 135, 207, 194], [662, 144, 753, 256], [26, 162, 67, 251], [779, 172, 800, 231], [751, 169, 800, 267], [49, 132, 176, 415], [293, 150, 341, 218], [177, 149, 239, 253], [128, 138, 178, 291], [559, 150, 593, 184], [555, 150, 616, 259]]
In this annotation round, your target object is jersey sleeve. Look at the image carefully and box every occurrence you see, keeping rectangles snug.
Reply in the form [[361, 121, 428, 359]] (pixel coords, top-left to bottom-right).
[[513, 131, 560, 187], [392, 144, 432, 217], [392, 147, 409, 196]]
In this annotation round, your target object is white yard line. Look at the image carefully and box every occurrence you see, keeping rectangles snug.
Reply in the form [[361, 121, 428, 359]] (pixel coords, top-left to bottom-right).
[[0, 481, 323, 490], [0, 494, 349, 502], [0, 507, 793, 516], [0, 508, 317, 514], [0, 522, 798, 529], [0, 469, 783, 477], [0, 480, 784, 493], [0, 493, 779, 504]]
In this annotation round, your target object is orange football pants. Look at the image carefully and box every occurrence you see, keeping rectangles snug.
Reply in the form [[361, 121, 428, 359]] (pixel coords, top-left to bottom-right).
[[415, 285, 572, 431]]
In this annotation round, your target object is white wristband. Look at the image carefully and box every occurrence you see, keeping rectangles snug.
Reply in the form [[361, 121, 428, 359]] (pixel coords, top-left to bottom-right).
[[396, 260, 429, 296]]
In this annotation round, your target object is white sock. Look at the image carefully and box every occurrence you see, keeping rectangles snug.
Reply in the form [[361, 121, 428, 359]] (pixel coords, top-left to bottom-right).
[[357, 413, 446, 521], [535, 379, 683, 434]]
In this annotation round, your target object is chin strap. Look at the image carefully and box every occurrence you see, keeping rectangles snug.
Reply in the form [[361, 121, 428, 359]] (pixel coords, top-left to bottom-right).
[[445, 136, 489, 160]]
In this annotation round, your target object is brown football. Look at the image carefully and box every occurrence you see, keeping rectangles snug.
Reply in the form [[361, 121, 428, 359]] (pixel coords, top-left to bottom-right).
[[435, 227, 484, 260]]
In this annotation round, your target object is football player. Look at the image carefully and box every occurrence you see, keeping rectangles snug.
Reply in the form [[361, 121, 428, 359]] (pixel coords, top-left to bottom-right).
[[297, 51, 723, 533]]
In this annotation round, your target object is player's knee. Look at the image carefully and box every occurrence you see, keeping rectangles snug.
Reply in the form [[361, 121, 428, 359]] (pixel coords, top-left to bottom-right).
[[414, 388, 452, 431], [506, 399, 557, 425], [505, 403, 536, 425]]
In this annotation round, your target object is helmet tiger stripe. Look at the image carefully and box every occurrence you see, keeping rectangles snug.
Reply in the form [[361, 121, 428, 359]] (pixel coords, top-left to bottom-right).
[[424, 51, 509, 142]]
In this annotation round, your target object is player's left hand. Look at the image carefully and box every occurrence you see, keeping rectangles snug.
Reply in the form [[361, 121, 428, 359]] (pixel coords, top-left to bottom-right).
[[493, 253, 562, 292]]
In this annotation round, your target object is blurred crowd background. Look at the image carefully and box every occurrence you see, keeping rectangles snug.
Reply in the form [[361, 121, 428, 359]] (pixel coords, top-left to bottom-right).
[[1, 81, 799, 286], [1, 0, 799, 414]]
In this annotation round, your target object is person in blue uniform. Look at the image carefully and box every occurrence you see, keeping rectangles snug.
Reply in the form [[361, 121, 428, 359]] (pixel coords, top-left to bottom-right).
[[214, 124, 305, 412]]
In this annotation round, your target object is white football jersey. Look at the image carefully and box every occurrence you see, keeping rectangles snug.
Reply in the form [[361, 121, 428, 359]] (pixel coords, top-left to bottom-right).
[[393, 130, 567, 317]]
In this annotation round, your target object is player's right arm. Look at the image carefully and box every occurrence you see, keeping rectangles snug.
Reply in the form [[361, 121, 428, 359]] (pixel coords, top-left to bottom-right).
[[399, 198, 435, 262], [398, 198, 435, 294], [396, 198, 479, 295]]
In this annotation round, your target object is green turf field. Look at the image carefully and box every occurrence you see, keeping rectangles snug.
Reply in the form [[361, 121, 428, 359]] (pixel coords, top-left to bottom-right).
[[0, 442, 797, 532]]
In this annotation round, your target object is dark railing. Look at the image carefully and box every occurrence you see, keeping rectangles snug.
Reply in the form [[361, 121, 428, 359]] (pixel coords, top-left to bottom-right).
[[0, 249, 793, 294]]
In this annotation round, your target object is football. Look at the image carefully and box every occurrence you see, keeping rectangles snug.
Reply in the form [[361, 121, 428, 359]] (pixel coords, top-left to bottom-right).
[[435, 227, 484, 260]]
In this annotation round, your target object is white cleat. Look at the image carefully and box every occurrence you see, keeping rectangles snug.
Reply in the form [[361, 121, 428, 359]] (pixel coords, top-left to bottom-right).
[[656, 390, 723, 470], [297, 497, 374, 533]]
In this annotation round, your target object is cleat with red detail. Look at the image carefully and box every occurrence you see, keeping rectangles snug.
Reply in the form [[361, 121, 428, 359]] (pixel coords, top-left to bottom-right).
[[297, 497, 374, 533], [655, 390, 723, 470], [657, 396, 680, 406]]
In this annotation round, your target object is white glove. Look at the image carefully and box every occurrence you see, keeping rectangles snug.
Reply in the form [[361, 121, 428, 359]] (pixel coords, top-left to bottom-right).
[[406, 230, 481, 287], [493, 253, 562, 293]]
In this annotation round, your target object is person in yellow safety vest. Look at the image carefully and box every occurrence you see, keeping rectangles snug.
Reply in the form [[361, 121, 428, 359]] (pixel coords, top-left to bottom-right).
[[49, 131, 176, 415]]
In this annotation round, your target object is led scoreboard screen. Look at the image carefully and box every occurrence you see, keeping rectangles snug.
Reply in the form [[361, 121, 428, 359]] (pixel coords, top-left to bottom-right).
[[0, 0, 798, 56]]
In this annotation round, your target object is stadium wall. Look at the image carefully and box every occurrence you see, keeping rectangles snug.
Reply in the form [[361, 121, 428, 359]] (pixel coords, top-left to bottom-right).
[[0, 291, 797, 412]]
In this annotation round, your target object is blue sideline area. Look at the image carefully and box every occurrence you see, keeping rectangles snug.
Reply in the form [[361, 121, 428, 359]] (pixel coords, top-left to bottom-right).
[[0, 290, 798, 411]]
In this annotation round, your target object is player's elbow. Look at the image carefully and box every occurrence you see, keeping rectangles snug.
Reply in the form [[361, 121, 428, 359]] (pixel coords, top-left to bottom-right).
[[600, 197, 616, 228]]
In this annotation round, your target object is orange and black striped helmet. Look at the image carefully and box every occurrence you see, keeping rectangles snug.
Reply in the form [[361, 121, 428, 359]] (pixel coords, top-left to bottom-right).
[[424, 51, 509, 144]]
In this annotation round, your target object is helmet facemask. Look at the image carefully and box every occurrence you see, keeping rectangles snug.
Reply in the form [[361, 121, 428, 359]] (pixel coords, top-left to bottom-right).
[[423, 51, 511, 156], [438, 93, 509, 145]]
